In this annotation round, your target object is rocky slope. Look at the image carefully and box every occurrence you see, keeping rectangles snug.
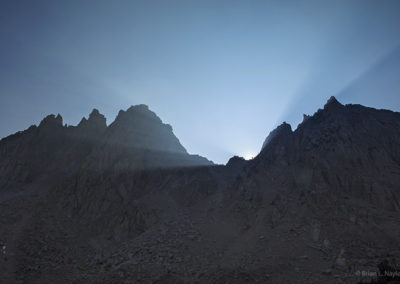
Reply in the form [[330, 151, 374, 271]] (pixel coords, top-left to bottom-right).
[[0, 97, 399, 283]]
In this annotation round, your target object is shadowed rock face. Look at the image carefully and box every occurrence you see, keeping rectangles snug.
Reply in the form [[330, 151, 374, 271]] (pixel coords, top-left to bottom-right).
[[261, 121, 292, 150], [106, 105, 187, 154], [0, 97, 400, 283], [0, 105, 212, 189]]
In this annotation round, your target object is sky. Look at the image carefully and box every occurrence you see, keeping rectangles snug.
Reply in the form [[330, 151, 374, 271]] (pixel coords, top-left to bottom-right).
[[1, 0, 400, 164]]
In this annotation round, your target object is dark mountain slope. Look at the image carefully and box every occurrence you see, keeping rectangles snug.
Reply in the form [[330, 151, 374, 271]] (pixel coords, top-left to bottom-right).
[[243, 96, 400, 205], [0, 97, 399, 283], [217, 97, 400, 282]]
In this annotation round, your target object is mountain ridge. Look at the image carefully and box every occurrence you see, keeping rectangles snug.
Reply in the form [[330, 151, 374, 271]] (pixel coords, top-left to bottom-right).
[[0, 96, 399, 283]]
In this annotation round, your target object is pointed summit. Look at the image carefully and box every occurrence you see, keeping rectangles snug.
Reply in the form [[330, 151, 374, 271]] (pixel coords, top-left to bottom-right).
[[324, 96, 343, 109], [107, 105, 187, 154], [88, 108, 101, 119], [88, 108, 106, 127], [78, 109, 106, 130]]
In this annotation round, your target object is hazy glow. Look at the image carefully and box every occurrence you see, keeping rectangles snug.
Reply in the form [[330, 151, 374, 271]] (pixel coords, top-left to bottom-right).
[[1, 0, 400, 164], [243, 152, 257, 161]]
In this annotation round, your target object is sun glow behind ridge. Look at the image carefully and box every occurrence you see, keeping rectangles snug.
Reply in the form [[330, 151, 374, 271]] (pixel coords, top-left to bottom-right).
[[243, 151, 257, 160]]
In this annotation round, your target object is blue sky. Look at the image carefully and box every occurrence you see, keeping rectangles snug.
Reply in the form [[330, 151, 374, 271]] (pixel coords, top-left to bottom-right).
[[1, 0, 400, 164]]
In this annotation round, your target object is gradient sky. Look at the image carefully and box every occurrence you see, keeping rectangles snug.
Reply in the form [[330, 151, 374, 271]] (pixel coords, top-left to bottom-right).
[[1, 0, 400, 164]]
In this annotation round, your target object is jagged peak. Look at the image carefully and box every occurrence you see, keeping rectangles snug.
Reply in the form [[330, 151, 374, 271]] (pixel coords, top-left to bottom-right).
[[39, 114, 63, 128], [89, 108, 101, 118], [279, 121, 292, 131], [88, 109, 106, 124], [324, 96, 343, 109], [78, 109, 106, 129]]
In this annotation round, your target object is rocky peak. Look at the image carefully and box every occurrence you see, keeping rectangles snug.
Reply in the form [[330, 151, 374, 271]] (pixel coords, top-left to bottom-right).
[[106, 105, 187, 154], [88, 109, 106, 128], [113, 104, 161, 126], [39, 114, 63, 128], [323, 96, 343, 110], [88, 108, 103, 120], [302, 114, 311, 123], [78, 109, 107, 130], [261, 122, 292, 150]]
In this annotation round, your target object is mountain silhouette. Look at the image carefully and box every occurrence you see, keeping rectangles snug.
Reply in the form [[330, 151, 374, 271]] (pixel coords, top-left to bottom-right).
[[0, 97, 399, 283]]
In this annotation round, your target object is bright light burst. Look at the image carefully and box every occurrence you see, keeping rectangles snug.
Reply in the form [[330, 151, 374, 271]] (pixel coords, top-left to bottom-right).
[[243, 151, 257, 160]]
